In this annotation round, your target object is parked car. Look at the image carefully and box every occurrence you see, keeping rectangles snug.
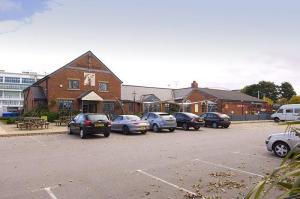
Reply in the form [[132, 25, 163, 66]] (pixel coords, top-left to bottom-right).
[[173, 112, 204, 130], [200, 112, 231, 128], [68, 113, 111, 139], [271, 104, 300, 122], [266, 125, 300, 157], [141, 112, 176, 132], [111, 115, 149, 134]]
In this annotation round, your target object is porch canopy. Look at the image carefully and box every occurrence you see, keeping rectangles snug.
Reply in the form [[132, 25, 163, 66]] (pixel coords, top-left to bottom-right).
[[77, 91, 103, 101]]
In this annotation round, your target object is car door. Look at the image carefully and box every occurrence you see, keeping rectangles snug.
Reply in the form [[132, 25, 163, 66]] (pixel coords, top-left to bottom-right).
[[175, 113, 183, 127], [291, 133, 300, 152], [285, 108, 294, 121], [75, 114, 85, 134], [69, 115, 79, 132], [147, 113, 155, 126], [206, 113, 213, 125], [112, 116, 122, 131]]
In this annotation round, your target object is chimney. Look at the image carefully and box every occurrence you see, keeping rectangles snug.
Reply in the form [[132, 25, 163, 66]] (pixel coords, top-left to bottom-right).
[[191, 81, 198, 88]]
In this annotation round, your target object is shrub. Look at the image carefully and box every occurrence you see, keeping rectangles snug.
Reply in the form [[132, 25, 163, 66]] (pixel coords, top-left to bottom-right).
[[44, 112, 59, 122], [6, 118, 16, 124]]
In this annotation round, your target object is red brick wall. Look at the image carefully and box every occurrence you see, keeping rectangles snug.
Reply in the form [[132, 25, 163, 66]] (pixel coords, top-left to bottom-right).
[[24, 52, 122, 113]]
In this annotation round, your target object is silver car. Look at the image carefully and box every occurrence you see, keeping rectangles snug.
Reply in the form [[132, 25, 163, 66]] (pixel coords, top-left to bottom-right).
[[111, 115, 150, 135], [266, 126, 300, 157], [141, 112, 177, 132]]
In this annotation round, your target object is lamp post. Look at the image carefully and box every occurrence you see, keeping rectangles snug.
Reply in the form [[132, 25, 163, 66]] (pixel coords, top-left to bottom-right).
[[132, 90, 136, 114]]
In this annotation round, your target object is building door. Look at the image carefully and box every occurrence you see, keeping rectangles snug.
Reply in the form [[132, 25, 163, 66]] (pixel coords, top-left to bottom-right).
[[82, 101, 98, 113]]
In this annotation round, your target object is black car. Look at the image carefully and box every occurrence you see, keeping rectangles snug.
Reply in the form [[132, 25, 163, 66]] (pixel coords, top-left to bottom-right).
[[68, 113, 111, 139], [173, 112, 204, 130], [200, 112, 231, 128]]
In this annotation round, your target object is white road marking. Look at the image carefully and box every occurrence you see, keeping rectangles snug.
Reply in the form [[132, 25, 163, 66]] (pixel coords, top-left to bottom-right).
[[136, 169, 197, 196], [28, 136, 47, 147], [193, 159, 264, 178], [231, 151, 278, 161], [44, 187, 58, 199]]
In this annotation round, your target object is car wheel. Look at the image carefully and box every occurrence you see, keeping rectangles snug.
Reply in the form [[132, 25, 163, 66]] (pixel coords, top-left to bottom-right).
[[212, 122, 218, 128], [274, 117, 280, 123], [223, 125, 229, 128], [141, 130, 147, 134], [80, 129, 86, 139], [194, 126, 200, 131], [273, 142, 290, 158], [153, 124, 160, 132], [68, 126, 73, 134], [183, 123, 189, 131], [169, 128, 175, 132], [122, 126, 130, 135], [104, 132, 110, 137]]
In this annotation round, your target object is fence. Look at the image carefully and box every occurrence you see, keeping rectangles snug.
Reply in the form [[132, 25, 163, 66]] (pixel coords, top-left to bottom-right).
[[229, 113, 272, 121]]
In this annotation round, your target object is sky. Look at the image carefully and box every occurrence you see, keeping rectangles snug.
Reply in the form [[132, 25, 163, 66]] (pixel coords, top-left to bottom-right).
[[0, 0, 299, 93]]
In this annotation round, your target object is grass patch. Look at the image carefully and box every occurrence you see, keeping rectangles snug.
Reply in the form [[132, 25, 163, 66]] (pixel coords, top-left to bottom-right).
[[278, 121, 300, 125]]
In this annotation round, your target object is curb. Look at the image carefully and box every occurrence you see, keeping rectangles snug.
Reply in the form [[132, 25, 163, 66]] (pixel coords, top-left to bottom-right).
[[231, 120, 273, 124], [0, 131, 68, 138]]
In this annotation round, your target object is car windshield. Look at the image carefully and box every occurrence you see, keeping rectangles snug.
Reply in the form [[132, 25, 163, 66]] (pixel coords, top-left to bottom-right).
[[125, 115, 141, 121], [87, 114, 108, 122], [158, 113, 174, 119], [184, 113, 199, 118], [217, 113, 229, 118]]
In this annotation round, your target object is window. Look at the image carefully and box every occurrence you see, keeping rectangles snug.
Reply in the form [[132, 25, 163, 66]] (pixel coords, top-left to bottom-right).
[[57, 99, 73, 110], [3, 91, 20, 99], [0, 77, 3, 82], [5, 77, 20, 83], [277, 109, 283, 113], [103, 102, 114, 113], [22, 78, 35, 84], [286, 109, 293, 113], [99, 82, 108, 91], [295, 108, 300, 114], [68, 80, 79, 89]]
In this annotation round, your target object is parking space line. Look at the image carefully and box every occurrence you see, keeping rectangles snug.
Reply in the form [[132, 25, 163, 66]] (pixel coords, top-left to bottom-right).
[[28, 136, 47, 147], [193, 159, 264, 178], [44, 187, 58, 199], [136, 169, 196, 196]]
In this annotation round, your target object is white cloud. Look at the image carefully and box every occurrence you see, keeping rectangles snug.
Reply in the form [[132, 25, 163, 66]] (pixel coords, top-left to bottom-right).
[[0, 0, 21, 12]]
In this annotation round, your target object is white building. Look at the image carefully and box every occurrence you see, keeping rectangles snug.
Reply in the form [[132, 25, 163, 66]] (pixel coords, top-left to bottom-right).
[[0, 70, 45, 115]]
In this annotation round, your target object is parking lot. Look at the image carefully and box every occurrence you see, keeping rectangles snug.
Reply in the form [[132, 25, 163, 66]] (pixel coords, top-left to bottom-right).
[[0, 123, 287, 199]]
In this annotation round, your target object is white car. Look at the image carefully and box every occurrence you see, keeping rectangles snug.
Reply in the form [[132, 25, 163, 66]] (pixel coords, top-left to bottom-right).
[[266, 126, 300, 157], [271, 104, 300, 122]]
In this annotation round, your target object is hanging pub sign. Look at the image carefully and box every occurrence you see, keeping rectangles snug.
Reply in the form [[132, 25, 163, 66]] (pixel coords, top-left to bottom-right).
[[84, 72, 95, 86]]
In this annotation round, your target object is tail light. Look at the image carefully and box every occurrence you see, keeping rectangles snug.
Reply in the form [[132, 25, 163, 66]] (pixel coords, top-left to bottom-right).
[[84, 120, 92, 126]]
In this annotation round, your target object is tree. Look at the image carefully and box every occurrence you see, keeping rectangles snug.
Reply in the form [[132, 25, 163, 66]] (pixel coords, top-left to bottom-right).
[[289, 96, 300, 104], [280, 82, 296, 100], [263, 97, 273, 106], [242, 81, 279, 101], [277, 98, 288, 105]]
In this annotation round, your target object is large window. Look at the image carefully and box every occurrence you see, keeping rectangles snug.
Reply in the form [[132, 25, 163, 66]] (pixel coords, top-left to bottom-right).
[[3, 91, 20, 99], [57, 99, 73, 110], [5, 77, 20, 83], [22, 78, 35, 84], [0, 84, 28, 90], [103, 102, 114, 113], [99, 82, 108, 92], [68, 80, 79, 89], [0, 77, 3, 82]]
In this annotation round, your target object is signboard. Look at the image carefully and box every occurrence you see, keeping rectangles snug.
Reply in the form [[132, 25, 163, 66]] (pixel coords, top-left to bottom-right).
[[84, 73, 95, 86]]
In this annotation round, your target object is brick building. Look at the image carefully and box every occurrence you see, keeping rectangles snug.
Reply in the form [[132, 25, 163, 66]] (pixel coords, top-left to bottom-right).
[[121, 81, 265, 115], [23, 51, 123, 114]]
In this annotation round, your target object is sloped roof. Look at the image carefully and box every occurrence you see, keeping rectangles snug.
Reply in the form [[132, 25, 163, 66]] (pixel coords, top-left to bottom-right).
[[24, 51, 122, 91], [199, 88, 263, 102], [173, 88, 193, 100], [121, 85, 173, 102], [77, 91, 103, 101]]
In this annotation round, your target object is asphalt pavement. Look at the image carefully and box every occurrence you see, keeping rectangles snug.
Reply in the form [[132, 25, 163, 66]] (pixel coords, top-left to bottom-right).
[[0, 123, 287, 199]]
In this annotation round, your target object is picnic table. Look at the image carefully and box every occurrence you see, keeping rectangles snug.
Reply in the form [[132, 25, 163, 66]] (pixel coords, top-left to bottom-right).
[[17, 117, 50, 130]]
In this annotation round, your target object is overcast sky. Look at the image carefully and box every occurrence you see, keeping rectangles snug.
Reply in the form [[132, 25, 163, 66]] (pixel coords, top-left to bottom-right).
[[0, 0, 299, 93]]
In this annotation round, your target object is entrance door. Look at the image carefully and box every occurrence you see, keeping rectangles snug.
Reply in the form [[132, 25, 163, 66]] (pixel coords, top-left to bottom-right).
[[82, 101, 98, 113]]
